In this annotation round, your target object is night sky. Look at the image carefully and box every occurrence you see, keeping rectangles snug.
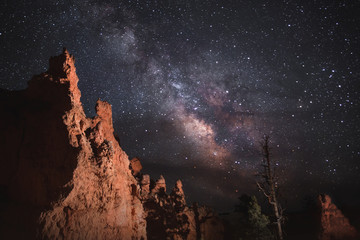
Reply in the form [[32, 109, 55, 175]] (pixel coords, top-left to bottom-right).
[[1, 0, 360, 211]]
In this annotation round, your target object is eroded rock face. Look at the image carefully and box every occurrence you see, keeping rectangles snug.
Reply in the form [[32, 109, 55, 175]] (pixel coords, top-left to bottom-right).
[[0, 49, 146, 240], [142, 175, 188, 240], [130, 158, 143, 177], [137, 168, 224, 240], [0, 49, 224, 240], [318, 194, 358, 240]]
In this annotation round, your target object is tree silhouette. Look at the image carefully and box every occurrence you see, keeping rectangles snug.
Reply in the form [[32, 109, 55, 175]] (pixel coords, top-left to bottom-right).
[[256, 135, 284, 240], [236, 194, 274, 240]]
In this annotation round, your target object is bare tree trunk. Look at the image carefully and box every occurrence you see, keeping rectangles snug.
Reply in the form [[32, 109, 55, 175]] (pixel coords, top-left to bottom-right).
[[272, 196, 283, 240], [257, 135, 283, 240]]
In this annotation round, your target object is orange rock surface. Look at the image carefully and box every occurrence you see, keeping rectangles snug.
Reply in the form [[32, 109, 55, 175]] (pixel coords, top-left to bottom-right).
[[0, 49, 223, 240], [0, 49, 146, 239], [318, 194, 358, 240]]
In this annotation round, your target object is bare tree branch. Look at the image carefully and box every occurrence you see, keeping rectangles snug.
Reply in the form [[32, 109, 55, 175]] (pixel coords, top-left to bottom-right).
[[256, 135, 284, 240], [256, 182, 270, 199]]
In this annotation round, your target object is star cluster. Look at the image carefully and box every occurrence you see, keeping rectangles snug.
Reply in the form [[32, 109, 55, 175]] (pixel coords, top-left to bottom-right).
[[1, 0, 359, 210]]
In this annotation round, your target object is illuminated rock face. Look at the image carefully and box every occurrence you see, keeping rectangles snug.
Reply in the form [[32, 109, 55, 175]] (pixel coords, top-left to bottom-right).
[[318, 194, 358, 240], [0, 49, 223, 240], [130, 157, 143, 177], [0, 49, 146, 240]]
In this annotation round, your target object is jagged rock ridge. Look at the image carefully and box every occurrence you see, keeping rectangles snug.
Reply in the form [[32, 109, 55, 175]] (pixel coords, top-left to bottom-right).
[[0, 49, 224, 240], [134, 171, 224, 240], [1, 49, 146, 239]]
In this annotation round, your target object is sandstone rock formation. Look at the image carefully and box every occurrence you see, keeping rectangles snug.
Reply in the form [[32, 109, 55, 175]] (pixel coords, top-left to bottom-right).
[[143, 176, 190, 240], [130, 157, 143, 177], [0, 49, 146, 239], [135, 168, 224, 240], [0, 49, 224, 240], [318, 194, 358, 240]]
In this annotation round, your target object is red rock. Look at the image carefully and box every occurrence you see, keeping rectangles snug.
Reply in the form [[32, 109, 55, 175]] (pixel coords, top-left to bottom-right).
[[143, 176, 191, 240], [150, 175, 166, 195], [140, 174, 151, 197], [318, 194, 358, 240], [140, 172, 224, 240], [171, 180, 186, 207], [130, 157, 143, 176], [0, 49, 224, 240], [0, 49, 146, 239]]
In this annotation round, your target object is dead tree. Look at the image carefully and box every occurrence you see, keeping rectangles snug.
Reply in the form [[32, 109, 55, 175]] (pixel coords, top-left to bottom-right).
[[256, 135, 284, 240]]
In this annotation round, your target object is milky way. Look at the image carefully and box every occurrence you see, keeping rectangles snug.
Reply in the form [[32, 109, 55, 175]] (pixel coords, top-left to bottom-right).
[[1, 0, 360, 210]]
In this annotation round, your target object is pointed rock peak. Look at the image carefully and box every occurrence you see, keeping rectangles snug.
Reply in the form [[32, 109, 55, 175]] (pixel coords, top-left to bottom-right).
[[156, 175, 166, 189], [175, 179, 183, 188], [48, 47, 77, 80], [96, 99, 112, 119], [151, 175, 166, 194], [95, 99, 114, 132], [319, 194, 331, 208], [318, 194, 358, 240], [158, 175, 165, 182], [26, 48, 81, 106], [130, 157, 142, 176], [174, 180, 184, 193], [63, 47, 69, 55], [171, 179, 186, 204]]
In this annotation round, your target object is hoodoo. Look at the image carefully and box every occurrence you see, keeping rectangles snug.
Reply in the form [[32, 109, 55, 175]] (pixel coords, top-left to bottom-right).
[[0, 49, 224, 240], [318, 194, 358, 240], [0, 49, 146, 239]]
